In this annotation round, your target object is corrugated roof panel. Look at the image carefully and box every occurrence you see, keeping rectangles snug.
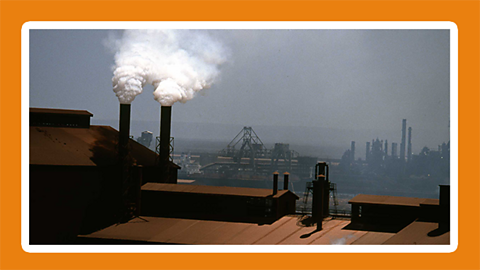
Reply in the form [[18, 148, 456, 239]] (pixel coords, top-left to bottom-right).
[[79, 216, 449, 245], [383, 221, 449, 245], [349, 194, 430, 207], [168, 220, 225, 244], [420, 198, 440, 206], [30, 126, 96, 166], [224, 217, 291, 244], [278, 219, 346, 245], [30, 107, 93, 116], [142, 182, 293, 198], [254, 217, 302, 244], [86, 216, 174, 242], [350, 232, 395, 245], [194, 222, 254, 245], [149, 219, 200, 243], [309, 220, 361, 245], [30, 125, 159, 167]]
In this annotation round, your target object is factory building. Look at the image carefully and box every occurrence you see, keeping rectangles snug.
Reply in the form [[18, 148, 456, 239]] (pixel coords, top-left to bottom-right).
[[30, 107, 450, 245], [29, 107, 179, 243], [79, 184, 450, 245], [141, 182, 298, 224], [29, 107, 298, 243]]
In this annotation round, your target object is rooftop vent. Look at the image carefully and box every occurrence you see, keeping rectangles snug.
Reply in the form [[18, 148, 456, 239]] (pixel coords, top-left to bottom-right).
[[30, 108, 93, 128]]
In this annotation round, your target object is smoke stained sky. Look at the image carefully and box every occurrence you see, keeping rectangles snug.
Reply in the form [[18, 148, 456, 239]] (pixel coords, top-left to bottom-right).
[[29, 28, 450, 158]]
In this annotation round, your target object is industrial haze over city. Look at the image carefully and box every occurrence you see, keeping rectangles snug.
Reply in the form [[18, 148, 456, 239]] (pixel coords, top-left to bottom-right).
[[30, 29, 450, 157], [30, 28, 450, 195]]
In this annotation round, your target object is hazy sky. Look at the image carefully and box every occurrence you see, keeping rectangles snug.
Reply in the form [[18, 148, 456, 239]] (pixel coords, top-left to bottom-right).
[[29, 28, 450, 158]]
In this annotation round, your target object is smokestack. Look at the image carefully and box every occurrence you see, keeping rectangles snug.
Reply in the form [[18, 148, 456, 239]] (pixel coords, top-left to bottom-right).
[[392, 142, 398, 158], [366, 142, 371, 161], [400, 119, 406, 161], [119, 104, 131, 163], [313, 174, 325, 231], [283, 172, 289, 190], [272, 172, 279, 195], [439, 185, 450, 230], [160, 106, 172, 163], [159, 106, 172, 181], [407, 127, 412, 162], [384, 140, 388, 158], [351, 141, 355, 163]]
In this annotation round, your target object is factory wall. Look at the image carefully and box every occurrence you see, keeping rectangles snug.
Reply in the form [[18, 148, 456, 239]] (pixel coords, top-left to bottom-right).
[[29, 165, 122, 244], [141, 190, 297, 224]]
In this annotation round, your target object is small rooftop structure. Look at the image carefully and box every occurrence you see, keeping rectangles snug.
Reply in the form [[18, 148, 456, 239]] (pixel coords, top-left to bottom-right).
[[142, 182, 294, 198], [348, 192, 447, 234], [30, 107, 93, 128], [141, 183, 298, 224], [348, 194, 437, 207]]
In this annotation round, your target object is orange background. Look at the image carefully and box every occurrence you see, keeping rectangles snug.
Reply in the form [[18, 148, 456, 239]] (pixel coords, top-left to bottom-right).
[[1, 0, 479, 269]]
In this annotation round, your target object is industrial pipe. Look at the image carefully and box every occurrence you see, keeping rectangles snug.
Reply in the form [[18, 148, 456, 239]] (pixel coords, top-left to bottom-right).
[[283, 172, 289, 191], [119, 104, 131, 163], [313, 175, 325, 231], [272, 171, 279, 195]]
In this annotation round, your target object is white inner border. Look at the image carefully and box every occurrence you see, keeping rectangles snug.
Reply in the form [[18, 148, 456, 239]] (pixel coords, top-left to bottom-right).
[[21, 21, 458, 253]]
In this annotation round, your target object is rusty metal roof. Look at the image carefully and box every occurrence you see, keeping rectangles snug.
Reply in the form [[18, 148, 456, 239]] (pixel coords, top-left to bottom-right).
[[142, 182, 298, 199], [79, 215, 449, 245], [383, 221, 450, 244], [348, 194, 439, 207], [30, 107, 93, 116], [30, 125, 158, 167]]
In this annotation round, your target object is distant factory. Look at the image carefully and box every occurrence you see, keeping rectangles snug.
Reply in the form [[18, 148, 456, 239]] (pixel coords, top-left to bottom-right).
[[340, 119, 450, 181]]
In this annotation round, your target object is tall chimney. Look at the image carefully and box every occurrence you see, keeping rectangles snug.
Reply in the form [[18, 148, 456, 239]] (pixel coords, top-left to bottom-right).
[[350, 141, 355, 163], [160, 106, 172, 181], [272, 172, 279, 195], [366, 142, 371, 161], [384, 139, 388, 158], [283, 172, 289, 191], [313, 174, 325, 231], [119, 104, 131, 164], [118, 103, 131, 220], [407, 127, 412, 162], [392, 142, 397, 158], [400, 119, 406, 161], [439, 185, 450, 230]]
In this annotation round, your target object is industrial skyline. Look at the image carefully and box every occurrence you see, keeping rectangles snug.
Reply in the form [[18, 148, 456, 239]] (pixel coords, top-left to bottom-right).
[[29, 28, 450, 159]]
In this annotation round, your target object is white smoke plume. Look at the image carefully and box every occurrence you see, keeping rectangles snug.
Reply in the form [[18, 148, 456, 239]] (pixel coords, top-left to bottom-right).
[[110, 29, 228, 105]]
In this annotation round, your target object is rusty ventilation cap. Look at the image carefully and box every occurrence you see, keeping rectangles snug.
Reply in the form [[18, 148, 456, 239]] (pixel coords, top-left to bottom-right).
[[273, 171, 279, 175], [283, 172, 290, 175]]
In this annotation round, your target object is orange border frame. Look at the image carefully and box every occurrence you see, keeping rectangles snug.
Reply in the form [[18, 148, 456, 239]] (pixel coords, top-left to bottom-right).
[[7, 0, 472, 269]]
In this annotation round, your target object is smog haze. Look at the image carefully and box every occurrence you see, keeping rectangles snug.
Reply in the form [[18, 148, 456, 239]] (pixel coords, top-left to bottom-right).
[[29, 28, 450, 159]]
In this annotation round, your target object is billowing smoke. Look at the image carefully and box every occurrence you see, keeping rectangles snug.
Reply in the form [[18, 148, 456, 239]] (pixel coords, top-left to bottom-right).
[[110, 29, 228, 105]]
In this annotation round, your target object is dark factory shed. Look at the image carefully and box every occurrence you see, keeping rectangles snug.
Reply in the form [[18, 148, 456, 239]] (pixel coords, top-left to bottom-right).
[[348, 193, 447, 233], [29, 107, 179, 244], [141, 183, 299, 224]]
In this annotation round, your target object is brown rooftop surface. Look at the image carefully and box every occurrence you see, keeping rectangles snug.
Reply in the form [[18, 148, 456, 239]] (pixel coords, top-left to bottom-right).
[[383, 221, 449, 245], [30, 107, 93, 116], [348, 194, 439, 207], [142, 182, 297, 199], [30, 125, 158, 167], [79, 216, 449, 245]]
